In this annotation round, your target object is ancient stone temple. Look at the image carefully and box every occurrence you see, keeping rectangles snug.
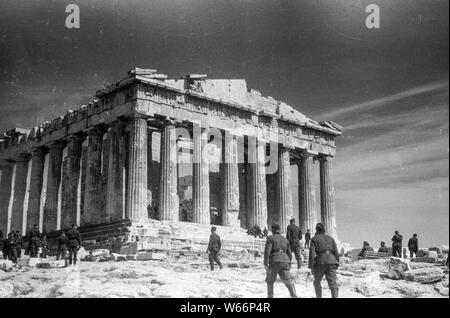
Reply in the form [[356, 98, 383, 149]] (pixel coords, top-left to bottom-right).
[[0, 68, 341, 242]]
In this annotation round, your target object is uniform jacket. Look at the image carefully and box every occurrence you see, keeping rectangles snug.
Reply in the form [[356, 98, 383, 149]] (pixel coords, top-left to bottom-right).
[[358, 246, 374, 257], [392, 234, 403, 247], [286, 224, 302, 247], [207, 233, 221, 253], [378, 246, 389, 253], [308, 233, 339, 268], [58, 235, 68, 250], [67, 229, 82, 247], [305, 232, 311, 242], [408, 238, 418, 251], [264, 232, 292, 267]]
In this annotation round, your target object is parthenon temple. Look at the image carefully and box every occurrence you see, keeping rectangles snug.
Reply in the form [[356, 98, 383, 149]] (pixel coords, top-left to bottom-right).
[[0, 68, 342, 241]]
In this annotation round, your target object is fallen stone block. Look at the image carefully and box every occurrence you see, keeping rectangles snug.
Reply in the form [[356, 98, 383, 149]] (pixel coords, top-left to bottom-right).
[[17, 258, 30, 267], [412, 257, 439, 263], [48, 260, 67, 268], [405, 267, 444, 284], [0, 260, 14, 272], [126, 254, 136, 261], [136, 252, 166, 261], [364, 251, 389, 259], [111, 253, 127, 261], [36, 262, 51, 269], [434, 283, 449, 296], [427, 251, 439, 258], [28, 258, 41, 267], [387, 257, 411, 280], [78, 247, 87, 260], [120, 242, 138, 255]]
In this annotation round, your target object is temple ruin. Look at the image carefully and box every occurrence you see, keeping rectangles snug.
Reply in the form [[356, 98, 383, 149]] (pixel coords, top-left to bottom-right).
[[0, 68, 342, 245]]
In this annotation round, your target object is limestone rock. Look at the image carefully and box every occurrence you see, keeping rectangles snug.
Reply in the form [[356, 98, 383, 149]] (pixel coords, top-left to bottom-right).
[[434, 283, 449, 296], [0, 282, 13, 297], [412, 257, 439, 263], [405, 267, 444, 284], [0, 260, 14, 272], [387, 257, 411, 280]]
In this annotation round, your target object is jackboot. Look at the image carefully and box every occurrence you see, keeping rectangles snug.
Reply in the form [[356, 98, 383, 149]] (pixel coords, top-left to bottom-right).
[[287, 284, 298, 298], [313, 283, 322, 298], [267, 284, 274, 298], [331, 287, 339, 298]]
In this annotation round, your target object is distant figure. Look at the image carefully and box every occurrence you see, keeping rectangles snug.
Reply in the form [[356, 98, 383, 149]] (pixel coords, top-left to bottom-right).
[[305, 229, 311, 249], [264, 224, 297, 298], [262, 228, 268, 238], [41, 235, 49, 258], [14, 231, 23, 259], [309, 223, 339, 298], [67, 224, 82, 265], [7, 232, 17, 263], [206, 226, 223, 271], [286, 218, 302, 269], [1, 231, 8, 260], [358, 241, 374, 258], [28, 224, 41, 258], [391, 231, 403, 258], [408, 234, 419, 258], [57, 231, 68, 260], [378, 241, 389, 254]]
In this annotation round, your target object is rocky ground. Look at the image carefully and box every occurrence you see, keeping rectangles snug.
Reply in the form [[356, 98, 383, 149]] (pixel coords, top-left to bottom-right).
[[0, 252, 448, 298]]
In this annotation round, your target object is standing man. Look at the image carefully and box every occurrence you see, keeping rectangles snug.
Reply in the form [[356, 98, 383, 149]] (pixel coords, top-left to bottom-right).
[[305, 229, 311, 249], [28, 224, 41, 258], [264, 224, 297, 298], [40, 235, 49, 258], [391, 230, 403, 258], [206, 226, 223, 271], [408, 234, 419, 258], [7, 232, 17, 263], [286, 218, 302, 269], [14, 231, 23, 259], [1, 231, 8, 260], [57, 231, 69, 261], [67, 224, 82, 266], [309, 223, 340, 298]]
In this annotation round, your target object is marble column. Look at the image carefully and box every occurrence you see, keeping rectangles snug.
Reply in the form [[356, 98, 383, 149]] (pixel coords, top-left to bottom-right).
[[0, 160, 14, 235], [159, 121, 179, 221], [26, 149, 45, 231], [83, 128, 105, 225], [106, 122, 126, 222], [43, 142, 64, 232], [10, 154, 30, 233], [320, 156, 338, 239], [61, 135, 83, 229], [298, 153, 317, 234], [221, 131, 240, 227], [126, 118, 148, 221], [277, 147, 293, 233], [247, 138, 268, 230], [192, 124, 210, 224]]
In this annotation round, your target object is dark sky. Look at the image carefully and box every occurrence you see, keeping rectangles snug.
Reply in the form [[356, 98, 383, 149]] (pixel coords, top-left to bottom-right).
[[0, 0, 448, 246]]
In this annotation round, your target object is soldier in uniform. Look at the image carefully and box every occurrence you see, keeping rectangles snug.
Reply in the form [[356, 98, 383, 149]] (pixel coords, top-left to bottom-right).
[[264, 224, 297, 298], [304, 229, 312, 249], [206, 226, 223, 271], [7, 232, 18, 263], [67, 224, 82, 265], [378, 241, 389, 254], [358, 241, 374, 258], [1, 231, 8, 260], [14, 231, 23, 259], [408, 234, 419, 258], [391, 230, 403, 258], [309, 223, 339, 298], [56, 231, 68, 260], [28, 224, 41, 258], [286, 218, 302, 269]]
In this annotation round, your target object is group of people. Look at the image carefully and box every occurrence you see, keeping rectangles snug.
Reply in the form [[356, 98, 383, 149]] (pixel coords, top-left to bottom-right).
[[207, 218, 340, 298], [0, 224, 83, 266], [246, 224, 268, 238], [358, 231, 420, 259]]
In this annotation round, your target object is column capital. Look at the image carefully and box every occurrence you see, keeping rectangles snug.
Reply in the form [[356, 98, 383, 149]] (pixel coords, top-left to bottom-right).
[[15, 153, 32, 162], [0, 158, 14, 166], [31, 147, 47, 156], [317, 154, 333, 163], [87, 125, 107, 136]]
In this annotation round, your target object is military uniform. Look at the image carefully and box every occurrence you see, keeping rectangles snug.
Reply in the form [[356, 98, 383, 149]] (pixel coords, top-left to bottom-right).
[[392, 234, 403, 258], [1, 235, 9, 260], [57, 233, 68, 260], [305, 231, 311, 249], [7, 234, 18, 263], [264, 230, 297, 298], [67, 228, 82, 265], [358, 245, 374, 258], [207, 232, 223, 270], [309, 233, 340, 298], [408, 237, 418, 258], [28, 228, 41, 258], [286, 223, 302, 268], [378, 246, 389, 253], [41, 238, 49, 258], [15, 233, 23, 259]]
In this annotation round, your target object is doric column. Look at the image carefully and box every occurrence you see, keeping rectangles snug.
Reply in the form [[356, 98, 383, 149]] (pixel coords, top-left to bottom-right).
[[11, 154, 31, 233], [106, 122, 126, 222], [83, 127, 105, 225], [43, 142, 64, 233], [221, 131, 240, 227], [159, 121, 179, 221], [319, 155, 338, 239], [191, 123, 210, 224], [298, 153, 317, 234], [61, 135, 83, 229], [27, 149, 46, 232], [277, 147, 293, 233], [247, 138, 268, 230], [0, 160, 15, 235], [126, 118, 148, 221]]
